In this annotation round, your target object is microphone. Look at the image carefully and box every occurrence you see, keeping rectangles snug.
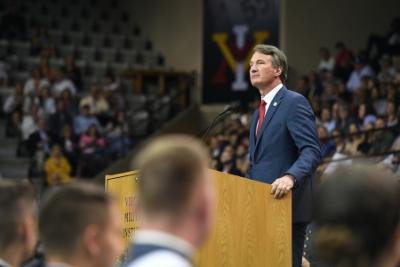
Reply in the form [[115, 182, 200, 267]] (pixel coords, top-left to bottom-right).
[[201, 105, 233, 141]]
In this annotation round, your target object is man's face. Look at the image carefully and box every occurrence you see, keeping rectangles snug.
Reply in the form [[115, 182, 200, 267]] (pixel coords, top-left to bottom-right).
[[220, 149, 233, 165], [81, 107, 90, 117], [318, 127, 328, 140], [321, 108, 330, 122], [375, 119, 385, 129], [96, 203, 124, 267], [249, 52, 281, 89]]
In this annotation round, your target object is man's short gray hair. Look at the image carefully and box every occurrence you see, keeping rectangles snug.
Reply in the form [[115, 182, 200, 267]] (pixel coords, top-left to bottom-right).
[[253, 44, 288, 82]]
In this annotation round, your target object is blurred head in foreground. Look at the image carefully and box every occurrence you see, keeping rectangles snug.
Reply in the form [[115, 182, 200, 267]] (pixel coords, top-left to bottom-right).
[[0, 180, 37, 267], [39, 182, 124, 267], [132, 134, 215, 250], [314, 164, 400, 267]]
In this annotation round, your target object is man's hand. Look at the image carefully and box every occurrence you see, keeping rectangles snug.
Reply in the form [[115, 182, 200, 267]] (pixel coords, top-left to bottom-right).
[[271, 175, 294, 199]]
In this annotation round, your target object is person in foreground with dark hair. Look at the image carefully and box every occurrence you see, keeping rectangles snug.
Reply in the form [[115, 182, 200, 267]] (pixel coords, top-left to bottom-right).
[[0, 180, 38, 267], [125, 135, 215, 267], [39, 182, 124, 267], [314, 164, 400, 267]]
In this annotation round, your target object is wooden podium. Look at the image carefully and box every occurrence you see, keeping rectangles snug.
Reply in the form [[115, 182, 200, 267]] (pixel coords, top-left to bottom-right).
[[105, 169, 292, 267]]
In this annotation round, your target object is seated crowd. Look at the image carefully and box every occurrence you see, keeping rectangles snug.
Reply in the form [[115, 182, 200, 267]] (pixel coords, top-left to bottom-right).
[[207, 17, 400, 178], [2, 57, 131, 185]]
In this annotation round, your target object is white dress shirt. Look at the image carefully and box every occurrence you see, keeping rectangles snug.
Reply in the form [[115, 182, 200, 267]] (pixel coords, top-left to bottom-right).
[[256, 83, 283, 130], [261, 83, 283, 115]]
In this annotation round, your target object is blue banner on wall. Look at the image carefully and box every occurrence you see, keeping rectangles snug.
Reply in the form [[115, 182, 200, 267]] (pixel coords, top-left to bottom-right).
[[203, 0, 280, 103]]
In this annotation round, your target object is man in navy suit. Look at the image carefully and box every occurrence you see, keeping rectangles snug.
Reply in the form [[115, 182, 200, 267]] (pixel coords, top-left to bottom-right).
[[247, 44, 321, 267]]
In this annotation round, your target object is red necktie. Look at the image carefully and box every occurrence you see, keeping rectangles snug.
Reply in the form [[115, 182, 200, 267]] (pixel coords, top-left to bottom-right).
[[256, 100, 266, 137]]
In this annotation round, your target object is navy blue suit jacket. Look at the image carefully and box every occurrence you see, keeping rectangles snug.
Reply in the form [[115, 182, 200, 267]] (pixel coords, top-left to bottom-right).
[[247, 87, 321, 223]]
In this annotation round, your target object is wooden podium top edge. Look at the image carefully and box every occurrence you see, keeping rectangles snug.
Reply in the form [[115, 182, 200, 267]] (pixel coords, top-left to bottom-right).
[[207, 169, 273, 190], [104, 169, 275, 190], [105, 170, 138, 181]]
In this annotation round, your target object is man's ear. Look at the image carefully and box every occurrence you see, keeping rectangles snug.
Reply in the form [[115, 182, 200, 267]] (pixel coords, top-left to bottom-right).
[[274, 66, 282, 78], [81, 224, 102, 256], [18, 216, 29, 242], [194, 175, 216, 238], [18, 214, 38, 256]]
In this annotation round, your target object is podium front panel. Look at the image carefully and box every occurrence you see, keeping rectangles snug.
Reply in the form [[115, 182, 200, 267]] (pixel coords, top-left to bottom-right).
[[105, 169, 291, 267]]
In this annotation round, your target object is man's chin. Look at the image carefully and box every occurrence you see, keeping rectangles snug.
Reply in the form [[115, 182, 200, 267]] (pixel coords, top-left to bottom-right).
[[250, 81, 263, 89]]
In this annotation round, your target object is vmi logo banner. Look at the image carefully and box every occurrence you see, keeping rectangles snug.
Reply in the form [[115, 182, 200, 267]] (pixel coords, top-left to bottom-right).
[[203, 0, 279, 103]]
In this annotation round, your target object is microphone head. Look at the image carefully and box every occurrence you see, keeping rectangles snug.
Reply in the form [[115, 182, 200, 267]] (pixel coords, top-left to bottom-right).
[[224, 102, 241, 113], [223, 105, 233, 112]]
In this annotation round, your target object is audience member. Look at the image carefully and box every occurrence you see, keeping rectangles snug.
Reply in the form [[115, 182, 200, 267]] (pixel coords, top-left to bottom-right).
[[44, 144, 72, 186], [57, 124, 79, 176], [26, 118, 51, 178], [21, 105, 42, 142], [52, 70, 77, 97], [346, 53, 375, 92], [369, 117, 395, 154], [48, 99, 73, 140], [366, 17, 400, 59], [386, 101, 398, 128], [334, 41, 354, 81], [317, 47, 335, 72], [313, 164, 400, 267], [23, 68, 49, 97], [219, 145, 243, 176], [78, 124, 108, 177], [3, 83, 24, 137], [357, 102, 377, 128], [0, 180, 37, 267], [102, 71, 119, 92], [59, 89, 78, 116], [39, 182, 124, 267], [336, 103, 356, 132], [62, 55, 82, 90], [377, 55, 397, 84], [125, 135, 215, 267], [318, 107, 336, 133], [79, 84, 110, 124], [321, 128, 352, 174], [105, 110, 131, 158], [317, 126, 336, 158], [343, 123, 364, 156], [73, 105, 102, 135], [235, 143, 249, 175], [38, 86, 56, 116]]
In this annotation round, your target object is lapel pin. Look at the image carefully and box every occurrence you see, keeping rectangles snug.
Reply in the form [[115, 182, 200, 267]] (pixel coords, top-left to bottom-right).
[[273, 102, 277, 107]]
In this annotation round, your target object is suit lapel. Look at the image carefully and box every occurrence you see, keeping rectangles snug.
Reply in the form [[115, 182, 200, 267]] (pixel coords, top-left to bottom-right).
[[254, 87, 287, 150]]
